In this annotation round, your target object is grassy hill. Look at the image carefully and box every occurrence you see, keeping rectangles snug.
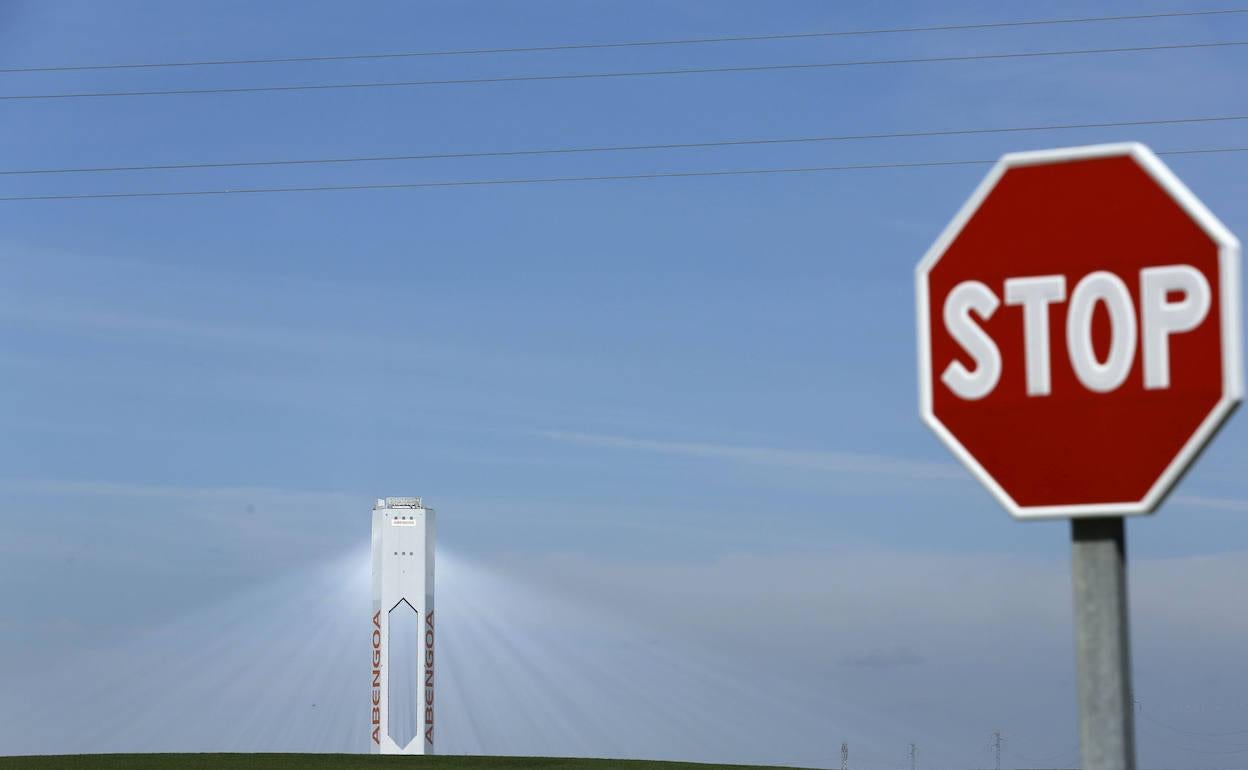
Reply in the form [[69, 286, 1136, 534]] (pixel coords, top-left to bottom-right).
[[0, 755, 811, 770]]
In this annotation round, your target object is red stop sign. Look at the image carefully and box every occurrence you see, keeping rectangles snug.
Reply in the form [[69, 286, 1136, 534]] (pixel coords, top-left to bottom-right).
[[917, 143, 1242, 518]]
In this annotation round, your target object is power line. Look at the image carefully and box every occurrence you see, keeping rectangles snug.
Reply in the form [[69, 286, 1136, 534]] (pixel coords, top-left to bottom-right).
[[2, 40, 1245, 102], [0, 159, 1011, 202], [3, 9, 1244, 74], [3, 114, 1245, 177], [1, 146, 1242, 202]]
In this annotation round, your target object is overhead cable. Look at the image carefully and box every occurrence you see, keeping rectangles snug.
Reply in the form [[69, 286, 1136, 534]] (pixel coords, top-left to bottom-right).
[[2, 41, 1245, 102], [2, 9, 1244, 74], [2, 114, 1244, 176], [1, 146, 1242, 202]]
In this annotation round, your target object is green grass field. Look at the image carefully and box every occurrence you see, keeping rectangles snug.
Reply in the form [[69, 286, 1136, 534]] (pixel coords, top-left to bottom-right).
[[0, 755, 809, 770]]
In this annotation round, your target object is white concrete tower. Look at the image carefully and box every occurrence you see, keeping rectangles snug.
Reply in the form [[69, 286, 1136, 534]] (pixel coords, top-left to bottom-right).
[[370, 496, 435, 755]]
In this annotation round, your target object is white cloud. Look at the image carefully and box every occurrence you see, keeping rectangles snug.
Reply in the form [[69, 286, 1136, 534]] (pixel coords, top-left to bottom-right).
[[1172, 494, 1248, 513], [0, 295, 391, 358], [540, 430, 965, 480], [0, 478, 363, 571], [540, 434, 1248, 520], [841, 647, 925, 669], [0, 477, 359, 506]]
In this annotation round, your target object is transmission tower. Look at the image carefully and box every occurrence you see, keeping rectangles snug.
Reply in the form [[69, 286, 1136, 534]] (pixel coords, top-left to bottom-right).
[[841, 742, 849, 770], [993, 730, 1003, 770], [910, 743, 918, 770]]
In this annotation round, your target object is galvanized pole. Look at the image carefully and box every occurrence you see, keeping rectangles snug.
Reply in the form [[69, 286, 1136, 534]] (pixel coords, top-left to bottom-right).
[[1071, 517, 1136, 770]]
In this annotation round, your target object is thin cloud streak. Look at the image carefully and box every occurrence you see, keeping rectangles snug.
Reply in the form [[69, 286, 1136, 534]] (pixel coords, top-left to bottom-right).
[[541, 434, 1248, 511], [0, 479, 366, 566], [1172, 494, 1248, 513], [0, 477, 360, 506], [540, 430, 965, 480], [0, 295, 418, 359]]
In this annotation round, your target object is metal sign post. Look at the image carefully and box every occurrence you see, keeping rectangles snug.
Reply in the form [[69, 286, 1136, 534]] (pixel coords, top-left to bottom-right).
[[1072, 518, 1136, 770]]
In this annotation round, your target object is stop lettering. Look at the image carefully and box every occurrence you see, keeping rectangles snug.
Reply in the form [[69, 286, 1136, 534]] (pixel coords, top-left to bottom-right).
[[916, 143, 1242, 518], [943, 265, 1210, 399]]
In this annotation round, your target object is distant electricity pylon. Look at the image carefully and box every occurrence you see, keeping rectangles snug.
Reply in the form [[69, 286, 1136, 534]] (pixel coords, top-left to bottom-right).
[[910, 743, 918, 770], [993, 730, 1003, 770], [841, 742, 849, 770]]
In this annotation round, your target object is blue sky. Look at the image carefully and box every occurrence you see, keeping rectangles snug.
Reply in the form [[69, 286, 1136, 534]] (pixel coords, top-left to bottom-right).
[[1, 1, 1247, 768]]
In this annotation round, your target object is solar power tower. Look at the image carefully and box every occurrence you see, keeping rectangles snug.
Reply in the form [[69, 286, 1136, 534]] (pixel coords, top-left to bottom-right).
[[370, 497, 436, 755]]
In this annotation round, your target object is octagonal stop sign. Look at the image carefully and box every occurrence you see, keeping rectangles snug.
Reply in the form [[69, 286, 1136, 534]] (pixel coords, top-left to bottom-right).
[[917, 143, 1242, 518]]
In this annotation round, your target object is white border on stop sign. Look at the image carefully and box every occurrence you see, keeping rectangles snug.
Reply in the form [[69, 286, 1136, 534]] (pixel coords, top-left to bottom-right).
[[915, 142, 1243, 520]]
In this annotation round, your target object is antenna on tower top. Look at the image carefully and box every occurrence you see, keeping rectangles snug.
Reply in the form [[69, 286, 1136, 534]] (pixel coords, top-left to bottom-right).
[[841, 742, 849, 770]]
